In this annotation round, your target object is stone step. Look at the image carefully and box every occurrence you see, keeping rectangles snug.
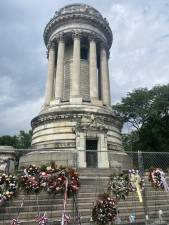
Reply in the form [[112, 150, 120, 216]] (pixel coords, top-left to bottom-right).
[[0, 208, 91, 220], [2, 191, 169, 210], [2, 200, 169, 214], [13, 191, 169, 202], [0, 210, 169, 225], [2, 203, 169, 220]]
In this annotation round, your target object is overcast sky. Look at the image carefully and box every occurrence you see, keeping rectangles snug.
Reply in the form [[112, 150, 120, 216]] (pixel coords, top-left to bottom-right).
[[0, 0, 169, 135]]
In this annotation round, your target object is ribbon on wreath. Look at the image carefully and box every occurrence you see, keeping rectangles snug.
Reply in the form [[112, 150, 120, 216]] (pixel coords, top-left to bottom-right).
[[10, 198, 24, 225], [159, 170, 169, 192], [128, 212, 135, 223], [61, 177, 70, 225], [35, 212, 48, 225], [129, 170, 143, 203]]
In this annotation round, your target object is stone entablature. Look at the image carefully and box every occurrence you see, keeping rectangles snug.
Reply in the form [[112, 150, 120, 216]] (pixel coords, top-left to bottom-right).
[[44, 4, 112, 49], [31, 110, 122, 130]]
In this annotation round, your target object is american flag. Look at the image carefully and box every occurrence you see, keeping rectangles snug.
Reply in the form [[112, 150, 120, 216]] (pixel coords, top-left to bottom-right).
[[10, 218, 20, 225], [35, 212, 48, 225]]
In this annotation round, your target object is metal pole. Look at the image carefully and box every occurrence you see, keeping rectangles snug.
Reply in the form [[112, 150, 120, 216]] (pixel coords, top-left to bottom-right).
[[138, 150, 149, 225]]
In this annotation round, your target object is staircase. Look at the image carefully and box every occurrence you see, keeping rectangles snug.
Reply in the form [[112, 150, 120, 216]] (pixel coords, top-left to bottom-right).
[[0, 169, 169, 224]]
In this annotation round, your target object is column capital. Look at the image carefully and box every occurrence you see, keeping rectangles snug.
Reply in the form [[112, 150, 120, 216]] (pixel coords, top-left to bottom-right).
[[46, 41, 56, 58], [100, 42, 109, 56], [55, 32, 65, 42], [48, 41, 56, 50], [100, 41, 107, 50], [72, 30, 81, 39], [88, 32, 98, 42]]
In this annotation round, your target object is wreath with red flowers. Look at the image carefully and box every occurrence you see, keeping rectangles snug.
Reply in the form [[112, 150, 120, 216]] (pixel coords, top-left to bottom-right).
[[148, 168, 167, 190], [41, 166, 80, 195], [19, 164, 80, 195], [0, 173, 17, 205], [19, 165, 42, 194], [92, 194, 117, 225]]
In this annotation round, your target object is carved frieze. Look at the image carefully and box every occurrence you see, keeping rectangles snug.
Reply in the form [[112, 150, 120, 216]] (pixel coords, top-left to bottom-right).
[[31, 111, 122, 130]]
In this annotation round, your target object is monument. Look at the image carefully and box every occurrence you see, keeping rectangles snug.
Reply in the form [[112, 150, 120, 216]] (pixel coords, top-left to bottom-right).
[[20, 4, 129, 169]]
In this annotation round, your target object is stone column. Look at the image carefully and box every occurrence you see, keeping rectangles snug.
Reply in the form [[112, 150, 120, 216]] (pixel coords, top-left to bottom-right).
[[55, 34, 65, 103], [70, 31, 82, 103], [97, 133, 109, 168], [44, 42, 56, 106], [89, 35, 98, 101], [76, 132, 86, 168], [100, 44, 111, 106]]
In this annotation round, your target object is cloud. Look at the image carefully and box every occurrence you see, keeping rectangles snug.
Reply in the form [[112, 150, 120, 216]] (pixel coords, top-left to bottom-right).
[[0, 97, 43, 135], [107, 0, 169, 102], [0, 0, 169, 134]]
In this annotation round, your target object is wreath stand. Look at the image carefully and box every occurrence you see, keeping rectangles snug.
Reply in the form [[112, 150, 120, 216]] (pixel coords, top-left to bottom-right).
[[10, 197, 25, 225], [72, 192, 81, 225], [35, 194, 48, 225]]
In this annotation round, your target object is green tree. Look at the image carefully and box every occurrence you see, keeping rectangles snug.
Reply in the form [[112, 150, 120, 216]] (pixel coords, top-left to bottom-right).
[[15, 130, 32, 149], [0, 130, 32, 149], [0, 130, 32, 163], [113, 84, 169, 152], [0, 135, 18, 147]]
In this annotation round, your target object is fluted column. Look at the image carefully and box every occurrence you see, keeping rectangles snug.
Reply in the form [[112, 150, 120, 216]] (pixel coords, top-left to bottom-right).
[[55, 34, 65, 102], [44, 42, 56, 106], [70, 32, 81, 102], [100, 44, 111, 106], [89, 35, 98, 100]]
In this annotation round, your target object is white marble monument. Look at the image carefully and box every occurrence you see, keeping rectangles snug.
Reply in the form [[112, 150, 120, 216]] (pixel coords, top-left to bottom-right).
[[20, 4, 129, 169]]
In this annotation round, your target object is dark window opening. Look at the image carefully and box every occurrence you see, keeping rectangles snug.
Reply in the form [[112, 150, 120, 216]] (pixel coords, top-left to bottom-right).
[[86, 139, 97, 167], [81, 47, 88, 60], [86, 139, 97, 150]]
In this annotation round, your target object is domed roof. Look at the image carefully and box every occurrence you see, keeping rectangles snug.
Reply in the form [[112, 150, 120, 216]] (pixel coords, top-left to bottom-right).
[[54, 4, 103, 20], [44, 3, 113, 48]]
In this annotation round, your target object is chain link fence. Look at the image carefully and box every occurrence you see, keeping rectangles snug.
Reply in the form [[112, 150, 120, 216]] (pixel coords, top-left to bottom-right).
[[1, 149, 169, 224]]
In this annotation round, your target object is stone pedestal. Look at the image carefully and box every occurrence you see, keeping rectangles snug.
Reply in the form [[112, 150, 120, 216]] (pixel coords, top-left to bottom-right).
[[0, 146, 16, 172]]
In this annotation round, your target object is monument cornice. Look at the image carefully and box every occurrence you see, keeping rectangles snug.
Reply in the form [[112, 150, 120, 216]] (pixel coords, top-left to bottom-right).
[[44, 12, 113, 49], [31, 111, 122, 130]]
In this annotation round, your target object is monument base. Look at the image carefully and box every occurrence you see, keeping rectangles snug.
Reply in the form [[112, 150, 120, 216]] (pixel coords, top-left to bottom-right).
[[29, 104, 131, 170], [19, 149, 132, 171]]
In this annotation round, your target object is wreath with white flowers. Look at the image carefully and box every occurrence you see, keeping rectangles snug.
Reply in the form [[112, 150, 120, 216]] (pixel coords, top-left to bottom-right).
[[0, 173, 17, 205], [129, 169, 144, 202], [92, 194, 117, 225], [107, 174, 130, 200], [149, 168, 169, 191], [129, 169, 144, 192]]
